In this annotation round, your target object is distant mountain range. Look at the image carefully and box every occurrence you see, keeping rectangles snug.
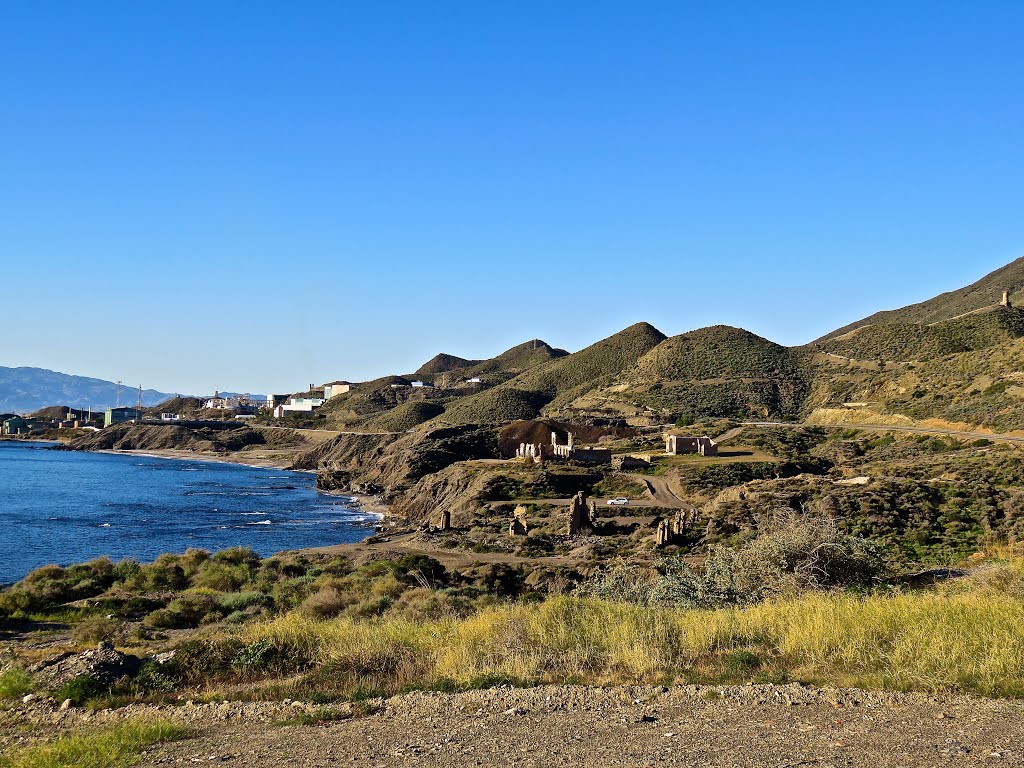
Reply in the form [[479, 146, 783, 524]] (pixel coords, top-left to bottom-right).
[[0, 368, 177, 414]]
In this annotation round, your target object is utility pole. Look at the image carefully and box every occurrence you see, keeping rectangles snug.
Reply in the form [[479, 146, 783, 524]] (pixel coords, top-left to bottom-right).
[[116, 380, 122, 408], [136, 385, 143, 422]]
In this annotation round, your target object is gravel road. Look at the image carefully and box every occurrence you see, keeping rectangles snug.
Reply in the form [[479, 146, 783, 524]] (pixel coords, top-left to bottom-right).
[[139, 683, 1024, 767]]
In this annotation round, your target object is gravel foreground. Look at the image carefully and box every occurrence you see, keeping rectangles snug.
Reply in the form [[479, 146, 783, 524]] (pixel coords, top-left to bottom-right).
[[123, 683, 1024, 767]]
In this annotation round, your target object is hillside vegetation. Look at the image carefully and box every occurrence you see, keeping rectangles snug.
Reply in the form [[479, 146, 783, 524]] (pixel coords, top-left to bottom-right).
[[815, 306, 1024, 362]]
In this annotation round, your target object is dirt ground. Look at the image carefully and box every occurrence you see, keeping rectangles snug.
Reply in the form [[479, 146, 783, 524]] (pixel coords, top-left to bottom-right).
[[137, 683, 1024, 767]]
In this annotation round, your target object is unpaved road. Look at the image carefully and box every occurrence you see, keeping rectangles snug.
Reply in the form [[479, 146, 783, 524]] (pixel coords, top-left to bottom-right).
[[744, 421, 1024, 444], [140, 683, 1024, 767], [628, 473, 693, 509]]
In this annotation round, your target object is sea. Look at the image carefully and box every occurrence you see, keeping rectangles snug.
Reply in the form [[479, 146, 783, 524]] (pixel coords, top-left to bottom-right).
[[0, 440, 379, 584]]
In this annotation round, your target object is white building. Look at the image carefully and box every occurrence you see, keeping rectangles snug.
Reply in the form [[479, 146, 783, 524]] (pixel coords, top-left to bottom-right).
[[273, 396, 326, 418]]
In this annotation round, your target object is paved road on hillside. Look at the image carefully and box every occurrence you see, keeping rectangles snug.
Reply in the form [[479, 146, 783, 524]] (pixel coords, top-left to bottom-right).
[[743, 421, 1024, 444]]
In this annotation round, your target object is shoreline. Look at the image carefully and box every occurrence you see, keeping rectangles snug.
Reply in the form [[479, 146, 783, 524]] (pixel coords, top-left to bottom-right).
[[1, 442, 390, 582]]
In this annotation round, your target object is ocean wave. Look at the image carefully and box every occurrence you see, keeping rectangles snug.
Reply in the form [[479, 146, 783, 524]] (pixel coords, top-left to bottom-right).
[[248, 520, 272, 525]]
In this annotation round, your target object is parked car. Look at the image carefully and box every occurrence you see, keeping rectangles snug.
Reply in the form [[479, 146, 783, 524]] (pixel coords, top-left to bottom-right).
[[606, 497, 630, 506]]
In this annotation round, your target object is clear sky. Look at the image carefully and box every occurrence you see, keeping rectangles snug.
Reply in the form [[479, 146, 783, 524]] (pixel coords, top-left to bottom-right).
[[2, 2, 1022, 395]]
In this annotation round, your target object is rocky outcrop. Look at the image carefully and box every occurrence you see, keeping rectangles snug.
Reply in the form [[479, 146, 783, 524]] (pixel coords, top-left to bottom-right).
[[30, 642, 141, 690], [300, 426, 501, 502], [389, 462, 496, 523]]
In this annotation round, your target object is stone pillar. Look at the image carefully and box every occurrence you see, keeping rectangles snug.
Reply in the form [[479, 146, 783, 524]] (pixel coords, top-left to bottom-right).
[[509, 504, 529, 536], [656, 519, 670, 547], [1002, 290, 1013, 308], [567, 490, 594, 535], [437, 509, 451, 531]]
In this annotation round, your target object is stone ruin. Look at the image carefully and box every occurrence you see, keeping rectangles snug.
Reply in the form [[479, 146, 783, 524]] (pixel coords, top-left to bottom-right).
[[435, 509, 451, 531], [567, 490, 596, 535], [1002, 290, 1013, 309], [509, 504, 529, 536], [656, 508, 697, 547], [516, 442, 544, 463]]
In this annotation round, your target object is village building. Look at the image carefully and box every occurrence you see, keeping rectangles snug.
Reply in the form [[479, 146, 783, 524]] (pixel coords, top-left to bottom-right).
[[323, 381, 353, 399], [204, 391, 228, 409], [104, 406, 141, 428], [2, 415, 27, 435], [665, 434, 718, 456], [273, 396, 326, 418], [266, 394, 291, 410]]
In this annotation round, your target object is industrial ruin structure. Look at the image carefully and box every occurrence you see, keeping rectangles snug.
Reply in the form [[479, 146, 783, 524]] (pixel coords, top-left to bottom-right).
[[516, 431, 612, 465], [665, 434, 718, 456]]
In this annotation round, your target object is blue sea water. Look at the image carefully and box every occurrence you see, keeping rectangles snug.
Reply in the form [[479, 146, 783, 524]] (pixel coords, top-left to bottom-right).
[[0, 440, 379, 584]]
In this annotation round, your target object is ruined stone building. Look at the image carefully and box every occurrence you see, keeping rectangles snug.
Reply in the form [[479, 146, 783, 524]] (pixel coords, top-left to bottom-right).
[[656, 509, 697, 547], [516, 431, 612, 465], [550, 431, 613, 465], [665, 434, 718, 457]]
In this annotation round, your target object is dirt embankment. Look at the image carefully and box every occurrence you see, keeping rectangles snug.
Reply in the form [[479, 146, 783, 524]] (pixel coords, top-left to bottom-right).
[[131, 683, 1022, 768], [298, 426, 502, 510]]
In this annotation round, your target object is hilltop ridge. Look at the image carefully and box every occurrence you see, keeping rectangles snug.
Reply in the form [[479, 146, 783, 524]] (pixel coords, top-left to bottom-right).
[[817, 255, 1024, 341]]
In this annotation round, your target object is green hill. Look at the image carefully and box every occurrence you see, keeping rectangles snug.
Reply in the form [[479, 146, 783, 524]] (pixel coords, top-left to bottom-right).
[[362, 401, 446, 432], [631, 326, 800, 381], [440, 323, 666, 423], [610, 326, 810, 421], [414, 354, 480, 376], [460, 339, 568, 380], [816, 306, 1024, 362]]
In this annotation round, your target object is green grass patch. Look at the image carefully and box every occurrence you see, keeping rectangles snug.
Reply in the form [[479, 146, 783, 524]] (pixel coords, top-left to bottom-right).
[[0, 668, 32, 699], [0, 718, 187, 768]]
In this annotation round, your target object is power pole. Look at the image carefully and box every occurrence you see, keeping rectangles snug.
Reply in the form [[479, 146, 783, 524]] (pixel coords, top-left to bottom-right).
[[136, 385, 143, 422]]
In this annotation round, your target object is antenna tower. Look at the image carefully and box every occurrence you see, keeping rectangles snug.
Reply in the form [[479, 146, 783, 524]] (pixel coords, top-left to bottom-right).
[[116, 380, 122, 408], [136, 385, 143, 421]]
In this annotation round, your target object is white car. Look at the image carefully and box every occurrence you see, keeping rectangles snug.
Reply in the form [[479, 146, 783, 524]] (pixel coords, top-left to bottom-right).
[[606, 497, 630, 506]]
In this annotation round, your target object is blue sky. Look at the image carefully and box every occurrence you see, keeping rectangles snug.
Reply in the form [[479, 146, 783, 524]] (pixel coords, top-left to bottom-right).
[[2, 2, 1022, 394]]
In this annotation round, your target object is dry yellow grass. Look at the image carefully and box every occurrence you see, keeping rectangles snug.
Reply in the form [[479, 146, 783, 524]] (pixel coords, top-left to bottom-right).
[[241, 562, 1024, 697]]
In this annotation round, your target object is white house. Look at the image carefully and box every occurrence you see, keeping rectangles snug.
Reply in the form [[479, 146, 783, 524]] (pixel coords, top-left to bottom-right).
[[410, 381, 433, 388], [273, 396, 326, 418], [204, 392, 228, 409]]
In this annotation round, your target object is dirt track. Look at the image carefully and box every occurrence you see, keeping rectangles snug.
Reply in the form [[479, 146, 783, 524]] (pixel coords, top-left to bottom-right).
[[140, 683, 1024, 767]]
